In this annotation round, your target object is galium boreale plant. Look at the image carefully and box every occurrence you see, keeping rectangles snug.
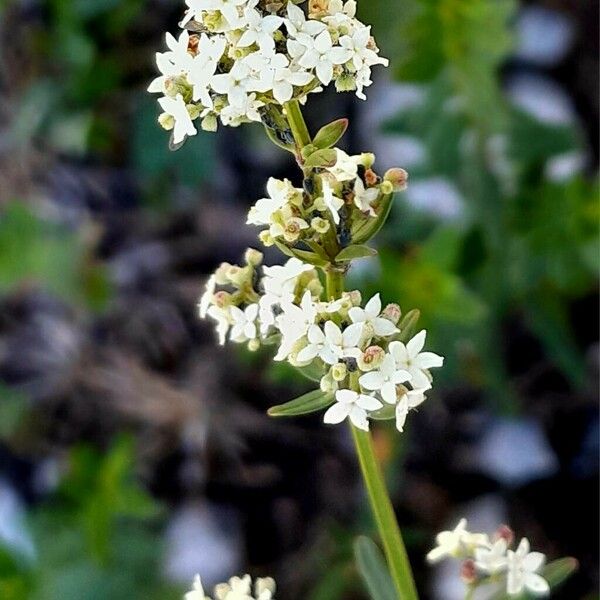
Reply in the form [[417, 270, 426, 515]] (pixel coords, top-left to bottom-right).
[[149, 1, 576, 598]]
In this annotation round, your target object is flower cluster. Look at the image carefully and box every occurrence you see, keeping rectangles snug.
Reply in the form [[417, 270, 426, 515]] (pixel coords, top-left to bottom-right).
[[185, 573, 276, 600], [199, 251, 443, 433], [148, 0, 388, 143], [247, 149, 401, 246], [427, 519, 551, 597]]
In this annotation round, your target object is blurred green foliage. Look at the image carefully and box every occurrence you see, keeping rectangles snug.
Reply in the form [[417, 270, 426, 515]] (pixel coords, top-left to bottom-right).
[[0, 437, 181, 600]]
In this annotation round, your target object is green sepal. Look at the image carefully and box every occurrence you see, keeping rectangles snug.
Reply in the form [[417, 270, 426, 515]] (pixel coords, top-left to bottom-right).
[[313, 118, 349, 149], [304, 148, 337, 169], [351, 193, 394, 244], [397, 309, 420, 343], [354, 536, 397, 600], [335, 244, 378, 262], [273, 240, 329, 267], [267, 389, 334, 417]]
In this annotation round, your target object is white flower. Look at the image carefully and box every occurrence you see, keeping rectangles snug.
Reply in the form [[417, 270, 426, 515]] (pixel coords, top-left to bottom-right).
[[285, 2, 327, 38], [189, 34, 227, 105], [295, 30, 352, 85], [198, 275, 217, 318], [353, 178, 379, 215], [237, 7, 282, 50], [339, 26, 388, 72], [262, 258, 313, 297], [426, 519, 489, 564], [298, 320, 361, 365], [359, 354, 411, 404], [158, 94, 197, 144], [212, 60, 253, 106], [220, 92, 264, 125], [389, 330, 444, 389], [321, 180, 344, 224], [507, 538, 549, 597], [323, 389, 382, 431], [327, 148, 360, 181], [349, 293, 398, 337], [210, 0, 248, 29], [268, 54, 314, 103], [474, 538, 509, 575], [395, 386, 429, 432], [247, 177, 295, 226], [230, 303, 259, 342], [206, 305, 231, 345], [148, 32, 193, 94], [327, 0, 357, 18], [274, 291, 317, 361], [185, 574, 209, 600]]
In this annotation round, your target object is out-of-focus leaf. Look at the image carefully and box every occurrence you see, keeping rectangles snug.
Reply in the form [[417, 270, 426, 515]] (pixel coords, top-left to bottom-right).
[[352, 194, 394, 245], [397, 309, 421, 343], [313, 118, 349, 149], [354, 536, 396, 600], [0, 385, 28, 440], [336, 245, 378, 262], [268, 389, 334, 417]]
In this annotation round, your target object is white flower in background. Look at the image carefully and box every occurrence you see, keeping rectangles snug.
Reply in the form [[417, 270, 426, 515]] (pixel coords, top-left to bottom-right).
[[395, 386, 428, 432], [327, 148, 359, 181], [389, 330, 444, 389], [426, 519, 489, 564], [295, 30, 352, 85], [206, 305, 231, 345], [247, 177, 296, 226], [353, 177, 379, 215], [359, 354, 411, 404], [284, 2, 327, 38], [185, 574, 209, 600], [349, 293, 398, 337], [262, 258, 312, 298], [229, 303, 259, 342], [274, 291, 317, 360], [158, 94, 197, 144], [507, 539, 550, 597], [321, 180, 344, 224], [198, 275, 217, 318], [324, 389, 382, 431], [237, 6, 282, 50], [211, 60, 254, 106], [475, 538, 509, 575]]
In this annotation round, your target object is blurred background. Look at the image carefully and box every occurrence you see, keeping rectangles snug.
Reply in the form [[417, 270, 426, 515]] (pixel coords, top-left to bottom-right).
[[0, 0, 598, 598]]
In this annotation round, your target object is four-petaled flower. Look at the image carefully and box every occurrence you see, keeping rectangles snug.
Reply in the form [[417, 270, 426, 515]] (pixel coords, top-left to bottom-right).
[[507, 538, 550, 597], [474, 538, 509, 575], [237, 7, 283, 50], [324, 389, 382, 431], [359, 354, 411, 404], [395, 386, 428, 432], [275, 291, 317, 360], [321, 180, 344, 224], [389, 330, 444, 389], [353, 177, 379, 215], [230, 303, 259, 342], [292, 30, 351, 85], [158, 94, 197, 144], [426, 519, 489, 564], [349, 293, 398, 337]]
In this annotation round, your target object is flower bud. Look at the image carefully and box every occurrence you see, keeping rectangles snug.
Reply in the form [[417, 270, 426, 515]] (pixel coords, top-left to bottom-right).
[[320, 372, 337, 393], [359, 153, 376, 169], [494, 525, 514, 546], [259, 230, 274, 247], [255, 578, 276, 597], [344, 290, 362, 306], [381, 303, 401, 325], [380, 180, 394, 195], [311, 217, 330, 234], [244, 248, 263, 267], [358, 345, 385, 371], [158, 113, 175, 131], [384, 168, 408, 191], [248, 339, 260, 352], [460, 559, 477, 585], [214, 290, 232, 308], [201, 114, 218, 132], [364, 168, 379, 186], [215, 263, 233, 285], [330, 363, 347, 382], [227, 265, 251, 287], [335, 73, 357, 93]]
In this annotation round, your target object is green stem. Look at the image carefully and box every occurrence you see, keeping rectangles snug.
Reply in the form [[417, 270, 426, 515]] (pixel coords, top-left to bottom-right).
[[284, 99, 312, 150], [325, 269, 419, 600]]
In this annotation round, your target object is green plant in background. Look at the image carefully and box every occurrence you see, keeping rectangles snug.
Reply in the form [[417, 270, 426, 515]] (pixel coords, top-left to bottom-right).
[[0, 437, 181, 600]]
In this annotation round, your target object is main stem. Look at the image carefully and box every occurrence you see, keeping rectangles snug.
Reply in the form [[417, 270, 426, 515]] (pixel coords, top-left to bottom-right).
[[326, 270, 418, 600], [284, 102, 418, 599]]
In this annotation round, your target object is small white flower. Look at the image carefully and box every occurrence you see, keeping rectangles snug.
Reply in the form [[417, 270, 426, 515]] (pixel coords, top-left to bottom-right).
[[267, 54, 314, 103], [389, 330, 444, 389], [339, 26, 388, 72], [475, 538, 509, 575], [395, 386, 429, 432], [297, 320, 361, 365], [185, 574, 209, 600], [349, 293, 398, 337], [274, 291, 317, 361], [210, 0, 249, 29], [323, 389, 382, 431], [295, 30, 352, 85], [426, 519, 489, 563], [321, 180, 344, 224], [262, 258, 313, 296], [359, 354, 411, 404], [285, 2, 327, 38], [158, 94, 197, 144], [237, 7, 283, 50], [198, 275, 217, 318], [220, 92, 264, 125], [507, 538, 549, 597], [211, 60, 253, 107], [229, 303, 259, 342], [188, 34, 227, 106], [206, 305, 231, 346], [327, 148, 360, 181], [353, 178, 379, 215], [247, 177, 295, 226]]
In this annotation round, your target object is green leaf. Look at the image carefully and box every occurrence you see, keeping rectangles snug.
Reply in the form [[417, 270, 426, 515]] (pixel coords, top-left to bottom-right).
[[313, 118, 349, 149], [397, 310, 421, 343], [304, 148, 337, 169], [336, 245, 378, 262], [273, 240, 329, 267], [298, 361, 326, 382], [268, 389, 334, 417], [354, 536, 397, 600], [351, 194, 394, 245]]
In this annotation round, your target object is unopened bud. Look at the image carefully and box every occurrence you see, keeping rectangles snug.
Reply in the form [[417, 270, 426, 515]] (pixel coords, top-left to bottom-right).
[[158, 113, 175, 131], [364, 168, 379, 186], [344, 290, 362, 306], [494, 525, 514, 546], [244, 248, 263, 267], [215, 263, 233, 285], [384, 168, 408, 191], [248, 339, 260, 352], [201, 114, 218, 132], [259, 230, 274, 247], [311, 217, 330, 234], [359, 153, 376, 169], [460, 559, 477, 585], [358, 345, 385, 371], [320, 372, 337, 393], [380, 180, 394, 195], [213, 290, 232, 308], [331, 363, 347, 382], [382, 303, 401, 325]]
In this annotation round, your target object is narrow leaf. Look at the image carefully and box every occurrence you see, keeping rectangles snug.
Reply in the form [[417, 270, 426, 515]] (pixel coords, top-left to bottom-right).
[[274, 240, 330, 267], [313, 118, 349, 149], [336, 245, 378, 262], [304, 148, 337, 169], [351, 193, 394, 244], [268, 389, 334, 417], [397, 309, 420, 343], [297, 361, 326, 382], [354, 536, 397, 600]]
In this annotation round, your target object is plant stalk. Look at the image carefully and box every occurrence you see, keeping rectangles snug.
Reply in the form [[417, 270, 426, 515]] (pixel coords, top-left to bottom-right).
[[284, 99, 312, 151]]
